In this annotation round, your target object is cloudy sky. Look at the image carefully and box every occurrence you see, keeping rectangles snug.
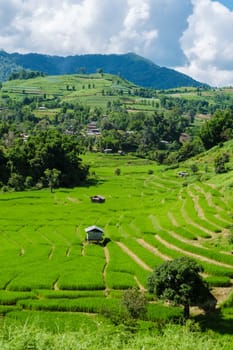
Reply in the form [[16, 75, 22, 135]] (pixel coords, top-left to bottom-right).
[[0, 0, 233, 86]]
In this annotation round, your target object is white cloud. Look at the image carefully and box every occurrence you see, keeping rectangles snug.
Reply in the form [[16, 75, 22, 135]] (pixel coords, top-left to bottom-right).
[[107, 0, 158, 56], [0, 0, 157, 56], [177, 0, 233, 86], [0, 0, 190, 66], [0, 0, 233, 86]]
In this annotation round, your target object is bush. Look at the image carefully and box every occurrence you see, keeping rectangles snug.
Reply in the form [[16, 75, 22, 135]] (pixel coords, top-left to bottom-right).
[[115, 168, 121, 176], [8, 173, 25, 191], [214, 153, 230, 174], [228, 235, 233, 245], [1, 185, 9, 192], [122, 288, 147, 319]]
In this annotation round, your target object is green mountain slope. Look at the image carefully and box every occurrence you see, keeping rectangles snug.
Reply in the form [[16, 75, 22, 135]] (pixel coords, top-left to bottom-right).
[[0, 50, 206, 89], [0, 51, 23, 81]]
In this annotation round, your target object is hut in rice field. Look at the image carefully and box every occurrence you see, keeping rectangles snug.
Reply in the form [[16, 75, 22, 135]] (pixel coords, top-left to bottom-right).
[[85, 225, 104, 243]]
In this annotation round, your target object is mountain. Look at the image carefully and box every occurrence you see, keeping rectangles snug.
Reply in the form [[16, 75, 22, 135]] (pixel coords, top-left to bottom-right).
[[0, 51, 22, 82], [0, 50, 206, 89]]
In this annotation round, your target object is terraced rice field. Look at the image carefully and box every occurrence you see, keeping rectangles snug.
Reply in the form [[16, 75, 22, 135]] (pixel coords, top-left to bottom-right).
[[0, 153, 233, 325]]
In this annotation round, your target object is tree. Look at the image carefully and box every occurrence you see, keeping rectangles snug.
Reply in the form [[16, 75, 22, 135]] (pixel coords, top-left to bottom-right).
[[0, 147, 9, 183], [214, 153, 230, 174], [44, 168, 61, 192], [7, 173, 24, 191], [79, 67, 86, 74], [200, 109, 233, 149], [177, 138, 205, 162], [0, 130, 89, 190], [97, 68, 103, 76], [147, 257, 216, 319], [122, 287, 147, 319], [115, 168, 121, 176], [190, 163, 198, 174]]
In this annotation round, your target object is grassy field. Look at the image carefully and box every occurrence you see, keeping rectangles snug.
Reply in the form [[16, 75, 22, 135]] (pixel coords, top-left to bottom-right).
[[1, 320, 233, 350], [0, 151, 232, 347]]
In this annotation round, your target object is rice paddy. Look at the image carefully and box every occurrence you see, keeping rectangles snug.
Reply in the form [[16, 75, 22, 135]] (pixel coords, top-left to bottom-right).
[[0, 152, 233, 327]]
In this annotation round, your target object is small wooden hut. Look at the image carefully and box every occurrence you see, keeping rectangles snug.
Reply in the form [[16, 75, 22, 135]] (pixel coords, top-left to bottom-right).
[[90, 195, 105, 203], [85, 225, 104, 243]]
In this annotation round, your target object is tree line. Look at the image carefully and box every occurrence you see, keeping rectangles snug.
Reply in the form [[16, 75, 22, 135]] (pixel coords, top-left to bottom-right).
[[0, 129, 89, 191], [8, 69, 46, 81]]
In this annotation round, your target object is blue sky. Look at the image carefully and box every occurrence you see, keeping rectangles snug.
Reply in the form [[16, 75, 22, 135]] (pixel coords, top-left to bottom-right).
[[0, 0, 233, 86], [216, 0, 233, 10]]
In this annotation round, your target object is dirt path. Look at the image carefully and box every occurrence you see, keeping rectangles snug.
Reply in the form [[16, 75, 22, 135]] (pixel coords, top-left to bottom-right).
[[155, 235, 233, 269], [186, 188, 231, 244], [67, 197, 80, 204], [134, 276, 146, 292], [193, 184, 232, 225], [215, 214, 232, 226], [48, 245, 55, 260], [19, 248, 25, 256], [169, 228, 231, 258], [39, 233, 52, 245], [103, 246, 110, 294], [187, 188, 205, 220], [116, 242, 152, 272], [149, 214, 160, 231], [167, 213, 211, 247], [188, 188, 224, 233], [137, 239, 170, 261], [66, 247, 71, 257], [81, 242, 86, 256], [168, 229, 205, 248], [198, 183, 232, 217], [212, 285, 233, 307], [180, 198, 215, 238], [167, 212, 179, 227], [53, 278, 60, 291], [193, 184, 220, 210]]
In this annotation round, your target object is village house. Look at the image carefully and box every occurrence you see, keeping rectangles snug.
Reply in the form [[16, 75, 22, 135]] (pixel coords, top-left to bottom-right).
[[86, 122, 101, 136], [179, 133, 191, 144]]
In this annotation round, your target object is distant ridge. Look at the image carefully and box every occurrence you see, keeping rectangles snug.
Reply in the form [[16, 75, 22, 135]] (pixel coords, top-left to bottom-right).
[[0, 50, 206, 89]]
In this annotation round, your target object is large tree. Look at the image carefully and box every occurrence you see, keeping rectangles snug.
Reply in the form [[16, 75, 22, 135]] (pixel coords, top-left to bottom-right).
[[44, 168, 61, 192], [3, 129, 89, 190], [147, 257, 216, 319], [200, 109, 233, 149]]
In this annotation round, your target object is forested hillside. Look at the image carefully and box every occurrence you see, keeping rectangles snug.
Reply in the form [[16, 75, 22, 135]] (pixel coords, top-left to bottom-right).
[[0, 52, 22, 81], [0, 50, 205, 89]]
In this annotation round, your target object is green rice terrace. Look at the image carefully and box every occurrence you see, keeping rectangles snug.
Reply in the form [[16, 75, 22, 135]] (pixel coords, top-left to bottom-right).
[[1, 73, 158, 113], [0, 150, 233, 346]]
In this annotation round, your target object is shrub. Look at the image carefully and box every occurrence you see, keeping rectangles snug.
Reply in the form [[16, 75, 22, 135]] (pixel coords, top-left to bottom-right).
[[122, 288, 147, 319], [214, 153, 230, 174], [115, 168, 121, 176]]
